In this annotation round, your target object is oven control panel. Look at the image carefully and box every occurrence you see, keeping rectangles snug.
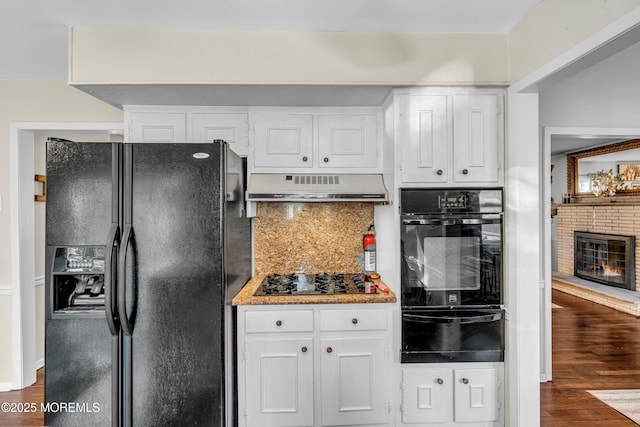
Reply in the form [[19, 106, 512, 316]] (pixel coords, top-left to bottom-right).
[[438, 193, 468, 210], [400, 188, 503, 214]]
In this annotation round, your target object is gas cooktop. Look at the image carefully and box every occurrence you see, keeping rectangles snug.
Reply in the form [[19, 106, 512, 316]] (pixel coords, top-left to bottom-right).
[[254, 273, 371, 296]]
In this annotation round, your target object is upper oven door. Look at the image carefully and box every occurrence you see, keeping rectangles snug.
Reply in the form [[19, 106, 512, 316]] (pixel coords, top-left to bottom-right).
[[401, 214, 502, 307]]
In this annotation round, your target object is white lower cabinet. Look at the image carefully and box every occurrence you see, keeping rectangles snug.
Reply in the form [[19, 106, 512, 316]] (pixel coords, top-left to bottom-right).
[[401, 363, 503, 426], [320, 336, 388, 426], [245, 337, 314, 427], [238, 304, 393, 427]]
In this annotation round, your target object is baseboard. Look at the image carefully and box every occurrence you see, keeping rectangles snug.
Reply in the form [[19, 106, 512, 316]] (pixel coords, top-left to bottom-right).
[[0, 382, 13, 392], [35, 358, 44, 369]]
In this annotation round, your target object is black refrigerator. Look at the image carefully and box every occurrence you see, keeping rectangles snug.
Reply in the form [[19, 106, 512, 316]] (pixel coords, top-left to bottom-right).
[[44, 140, 251, 427]]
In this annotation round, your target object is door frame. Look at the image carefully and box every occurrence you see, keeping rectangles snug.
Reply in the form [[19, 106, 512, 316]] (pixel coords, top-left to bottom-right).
[[506, 7, 640, 426], [8, 122, 123, 389], [541, 126, 640, 380]]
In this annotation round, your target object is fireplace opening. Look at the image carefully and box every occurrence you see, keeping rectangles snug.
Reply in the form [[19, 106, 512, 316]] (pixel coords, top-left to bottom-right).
[[574, 232, 636, 290]]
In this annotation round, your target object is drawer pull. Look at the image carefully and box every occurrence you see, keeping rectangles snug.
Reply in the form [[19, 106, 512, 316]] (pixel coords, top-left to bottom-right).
[[323, 157, 329, 163], [436, 378, 444, 385], [461, 378, 469, 385], [462, 168, 469, 175], [437, 169, 444, 176], [301, 346, 308, 353], [275, 320, 283, 327], [352, 318, 358, 325], [302, 156, 308, 162], [326, 347, 333, 354]]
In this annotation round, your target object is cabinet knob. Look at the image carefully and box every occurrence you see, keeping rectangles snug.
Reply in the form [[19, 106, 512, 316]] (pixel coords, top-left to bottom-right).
[[436, 378, 444, 385], [437, 169, 444, 176], [461, 378, 469, 385], [462, 168, 469, 175], [301, 346, 308, 353], [352, 318, 358, 325], [275, 320, 283, 327], [323, 157, 329, 163], [302, 156, 308, 162], [326, 347, 333, 353]]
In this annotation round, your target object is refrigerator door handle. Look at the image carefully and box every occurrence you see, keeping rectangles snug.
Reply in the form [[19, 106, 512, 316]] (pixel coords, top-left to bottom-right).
[[105, 222, 122, 427], [104, 223, 120, 336], [118, 224, 135, 336]]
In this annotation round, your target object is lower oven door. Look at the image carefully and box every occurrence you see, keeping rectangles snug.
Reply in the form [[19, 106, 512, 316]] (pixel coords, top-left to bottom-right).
[[401, 308, 504, 363]]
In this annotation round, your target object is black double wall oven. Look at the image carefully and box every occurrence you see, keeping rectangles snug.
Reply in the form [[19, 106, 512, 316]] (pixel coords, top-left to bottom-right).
[[400, 188, 504, 363]]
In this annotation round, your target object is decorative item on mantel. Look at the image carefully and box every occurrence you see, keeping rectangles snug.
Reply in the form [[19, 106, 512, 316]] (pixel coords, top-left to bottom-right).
[[591, 169, 626, 197]]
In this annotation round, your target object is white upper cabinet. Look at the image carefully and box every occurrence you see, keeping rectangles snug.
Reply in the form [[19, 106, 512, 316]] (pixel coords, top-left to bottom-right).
[[399, 95, 449, 183], [191, 112, 250, 153], [251, 109, 380, 172], [398, 89, 504, 186], [317, 114, 378, 168], [252, 113, 314, 168], [127, 112, 188, 143], [124, 106, 250, 155], [452, 94, 501, 183]]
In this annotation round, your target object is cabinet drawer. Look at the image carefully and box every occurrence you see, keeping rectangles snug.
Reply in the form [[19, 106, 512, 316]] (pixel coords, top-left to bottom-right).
[[319, 309, 387, 331], [245, 310, 314, 333]]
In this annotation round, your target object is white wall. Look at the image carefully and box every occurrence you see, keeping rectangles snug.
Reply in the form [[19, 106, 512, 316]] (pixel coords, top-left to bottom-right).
[[69, 29, 510, 86], [509, 0, 640, 82], [540, 42, 640, 128], [0, 80, 122, 385]]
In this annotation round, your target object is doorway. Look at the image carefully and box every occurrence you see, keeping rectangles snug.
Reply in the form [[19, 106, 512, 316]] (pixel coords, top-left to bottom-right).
[[9, 122, 123, 389]]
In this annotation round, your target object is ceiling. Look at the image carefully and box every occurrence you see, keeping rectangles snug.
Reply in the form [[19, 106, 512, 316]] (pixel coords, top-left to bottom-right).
[[1, 0, 542, 80], [548, 40, 640, 156]]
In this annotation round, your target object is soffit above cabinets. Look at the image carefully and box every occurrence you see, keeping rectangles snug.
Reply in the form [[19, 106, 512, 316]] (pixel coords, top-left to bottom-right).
[[75, 84, 395, 109]]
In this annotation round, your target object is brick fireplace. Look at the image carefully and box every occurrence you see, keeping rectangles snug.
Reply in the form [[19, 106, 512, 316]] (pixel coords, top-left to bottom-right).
[[557, 203, 640, 291]]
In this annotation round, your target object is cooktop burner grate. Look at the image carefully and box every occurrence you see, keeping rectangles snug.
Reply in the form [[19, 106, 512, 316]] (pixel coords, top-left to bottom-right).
[[254, 273, 370, 296]]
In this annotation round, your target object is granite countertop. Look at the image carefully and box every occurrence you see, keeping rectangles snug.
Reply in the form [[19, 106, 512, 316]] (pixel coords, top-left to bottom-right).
[[232, 275, 397, 306]]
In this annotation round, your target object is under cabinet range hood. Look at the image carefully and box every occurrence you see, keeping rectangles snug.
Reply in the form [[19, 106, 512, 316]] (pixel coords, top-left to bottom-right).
[[246, 173, 389, 202]]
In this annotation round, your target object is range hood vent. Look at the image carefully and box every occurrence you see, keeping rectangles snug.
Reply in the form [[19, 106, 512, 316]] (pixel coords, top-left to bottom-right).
[[246, 173, 389, 202]]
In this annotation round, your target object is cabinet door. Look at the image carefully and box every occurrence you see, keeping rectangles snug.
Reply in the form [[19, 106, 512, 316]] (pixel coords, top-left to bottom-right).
[[192, 112, 249, 155], [399, 95, 449, 183], [244, 337, 314, 427], [401, 368, 452, 424], [453, 368, 499, 423], [320, 337, 389, 426], [253, 113, 313, 168], [317, 114, 378, 168], [127, 112, 187, 143], [452, 94, 501, 183]]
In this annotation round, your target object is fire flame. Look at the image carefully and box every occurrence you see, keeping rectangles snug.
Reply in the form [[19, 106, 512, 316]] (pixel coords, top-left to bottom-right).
[[600, 260, 623, 277]]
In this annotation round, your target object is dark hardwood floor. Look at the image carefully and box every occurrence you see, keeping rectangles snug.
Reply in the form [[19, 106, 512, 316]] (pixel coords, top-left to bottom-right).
[[0, 368, 44, 426], [541, 289, 640, 426], [1, 290, 639, 426]]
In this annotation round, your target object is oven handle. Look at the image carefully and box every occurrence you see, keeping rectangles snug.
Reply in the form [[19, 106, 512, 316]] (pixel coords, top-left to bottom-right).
[[403, 312, 503, 324], [402, 217, 502, 226]]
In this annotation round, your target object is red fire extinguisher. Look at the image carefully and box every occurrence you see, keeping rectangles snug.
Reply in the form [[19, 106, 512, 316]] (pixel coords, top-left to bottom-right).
[[363, 225, 376, 273]]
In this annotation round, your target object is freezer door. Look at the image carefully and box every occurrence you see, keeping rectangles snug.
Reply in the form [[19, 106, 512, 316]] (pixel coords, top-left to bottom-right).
[[121, 143, 226, 426], [45, 141, 117, 427]]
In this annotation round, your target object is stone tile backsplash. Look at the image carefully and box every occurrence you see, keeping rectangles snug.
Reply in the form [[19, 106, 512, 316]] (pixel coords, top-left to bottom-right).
[[253, 202, 374, 275]]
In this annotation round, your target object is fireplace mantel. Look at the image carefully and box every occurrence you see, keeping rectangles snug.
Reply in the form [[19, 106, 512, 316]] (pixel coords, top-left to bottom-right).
[[563, 195, 640, 206]]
